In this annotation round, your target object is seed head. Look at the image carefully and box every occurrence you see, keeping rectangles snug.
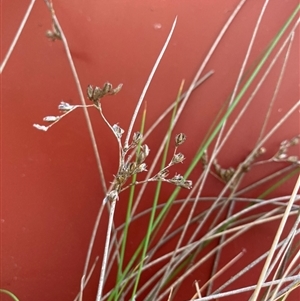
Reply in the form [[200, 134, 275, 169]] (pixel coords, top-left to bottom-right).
[[135, 163, 147, 173], [169, 174, 192, 189], [156, 169, 169, 179], [132, 132, 143, 145], [171, 153, 185, 164], [87, 82, 123, 103], [175, 133, 186, 146], [124, 162, 137, 175], [112, 124, 125, 139], [178, 180, 192, 189], [136, 144, 150, 164], [87, 85, 101, 102], [102, 82, 113, 94]]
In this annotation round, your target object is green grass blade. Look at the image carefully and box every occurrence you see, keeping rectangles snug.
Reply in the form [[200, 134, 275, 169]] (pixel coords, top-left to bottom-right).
[[115, 104, 148, 300], [130, 81, 185, 300], [109, 5, 299, 299], [151, 3, 300, 236]]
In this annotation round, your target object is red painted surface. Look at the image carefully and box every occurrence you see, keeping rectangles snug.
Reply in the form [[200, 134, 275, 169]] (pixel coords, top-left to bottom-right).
[[2, 1, 299, 300]]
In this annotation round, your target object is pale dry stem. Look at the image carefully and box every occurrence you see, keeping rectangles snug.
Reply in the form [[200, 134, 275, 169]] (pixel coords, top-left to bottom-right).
[[0, 0, 36, 73], [250, 174, 300, 301], [43, 0, 107, 193], [207, 0, 270, 291], [257, 31, 295, 143], [124, 17, 178, 149], [192, 275, 299, 301], [42, 2, 110, 300]]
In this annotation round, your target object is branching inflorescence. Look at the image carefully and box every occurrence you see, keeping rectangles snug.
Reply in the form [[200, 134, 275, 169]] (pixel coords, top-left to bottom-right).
[[34, 81, 193, 205], [29, 2, 299, 301]]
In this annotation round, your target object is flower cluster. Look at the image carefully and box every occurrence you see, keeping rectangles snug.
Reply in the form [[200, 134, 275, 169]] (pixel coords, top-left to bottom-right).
[[108, 132, 193, 202], [112, 135, 150, 192], [33, 81, 193, 203]]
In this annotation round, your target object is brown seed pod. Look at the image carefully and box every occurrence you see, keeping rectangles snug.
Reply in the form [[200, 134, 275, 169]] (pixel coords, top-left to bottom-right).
[[175, 133, 187, 146]]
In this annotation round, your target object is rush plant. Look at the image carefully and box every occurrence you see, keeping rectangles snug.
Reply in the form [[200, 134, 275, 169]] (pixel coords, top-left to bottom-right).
[[3, 1, 299, 301]]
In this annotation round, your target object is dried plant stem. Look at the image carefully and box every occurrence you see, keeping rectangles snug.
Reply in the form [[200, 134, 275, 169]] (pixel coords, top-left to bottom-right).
[[207, 200, 236, 294], [236, 165, 296, 196], [43, 0, 107, 193], [275, 281, 300, 301], [42, 3, 113, 300], [211, 14, 300, 170], [211, 0, 269, 165], [211, 19, 299, 167], [193, 275, 299, 301], [257, 31, 295, 142], [148, 174, 205, 298], [207, 210, 298, 241], [140, 177, 298, 298], [157, 205, 293, 263], [79, 204, 105, 301], [193, 282, 202, 299], [135, 222, 300, 300], [97, 104, 123, 169], [264, 213, 300, 300], [74, 256, 99, 301], [124, 16, 178, 148], [207, 2, 269, 288], [201, 99, 299, 242], [197, 250, 245, 297], [250, 174, 300, 301], [189, 27, 299, 252], [166, 287, 173, 301], [168, 0, 247, 132], [213, 229, 300, 294], [104, 208, 298, 300], [96, 199, 117, 301], [154, 216, 264, 301], [0, 0, 36, 73], [269, 249, 300, 301], [114, 196, 299, 229], [152, 193, 298, 301]]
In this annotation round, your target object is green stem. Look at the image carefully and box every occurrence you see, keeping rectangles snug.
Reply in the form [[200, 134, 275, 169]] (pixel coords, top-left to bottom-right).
[[130, 81, 184, 300], [115, 105, 147, 300]]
